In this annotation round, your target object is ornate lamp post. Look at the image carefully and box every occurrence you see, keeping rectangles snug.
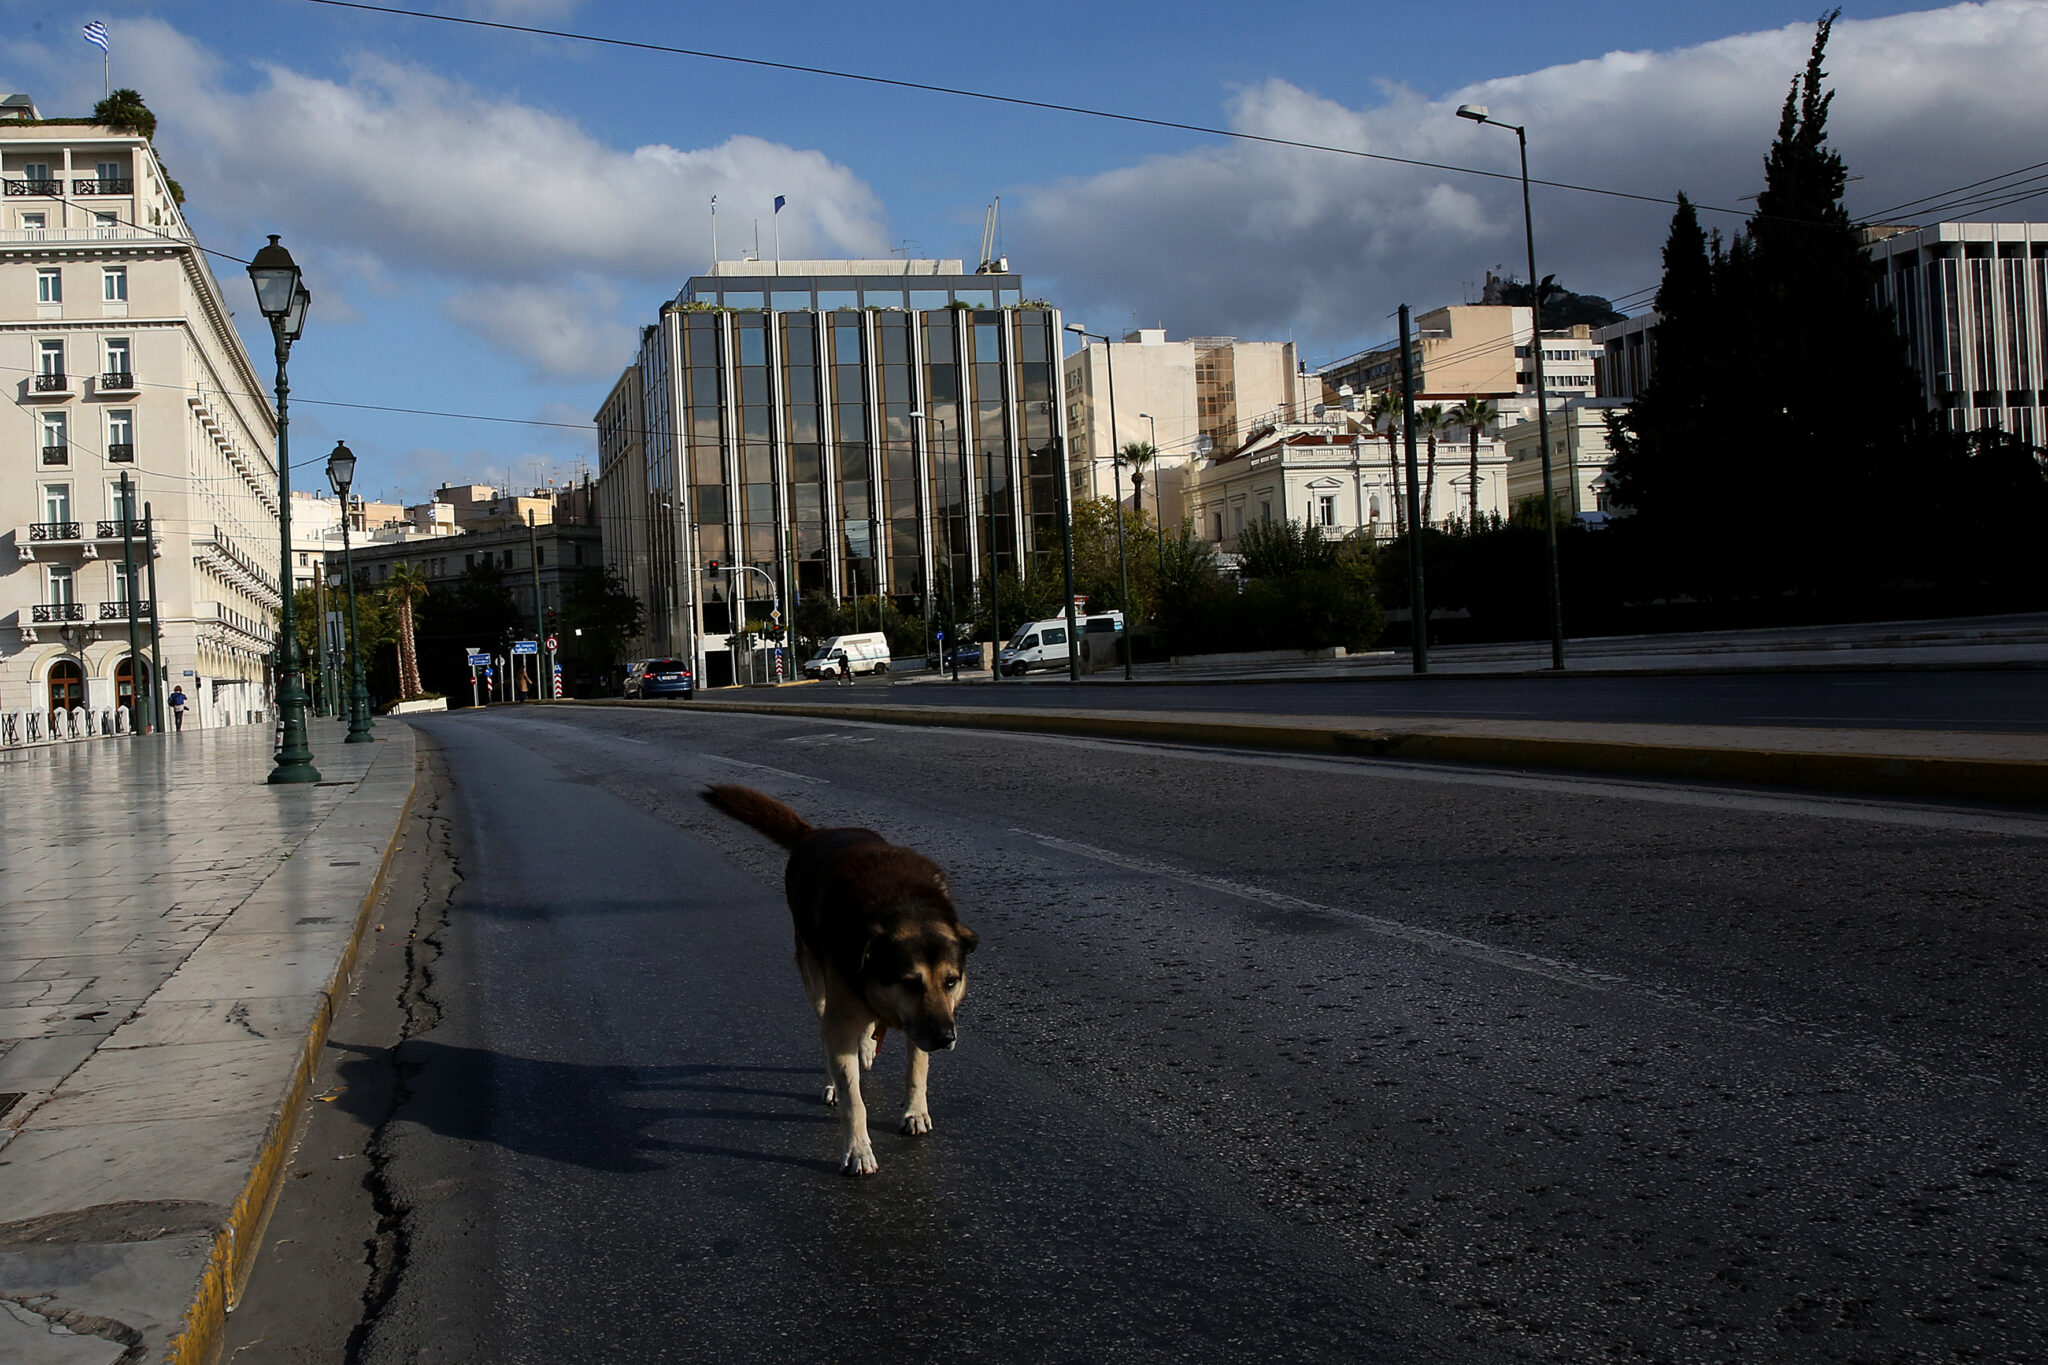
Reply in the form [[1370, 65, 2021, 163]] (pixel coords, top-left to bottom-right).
[[1066, 324, 1135, 679], [325, 441, 375, 743], [248, 235, 320, 782]]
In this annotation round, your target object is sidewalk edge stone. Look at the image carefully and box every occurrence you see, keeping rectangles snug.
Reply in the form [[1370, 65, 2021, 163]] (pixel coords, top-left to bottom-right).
[[164, 733, 418, 1365]]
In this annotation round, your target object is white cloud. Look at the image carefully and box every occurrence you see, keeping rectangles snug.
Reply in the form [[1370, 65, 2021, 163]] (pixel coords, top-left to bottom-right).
[[444, 279, 636, 382], [1017, 1, 2048, 359]]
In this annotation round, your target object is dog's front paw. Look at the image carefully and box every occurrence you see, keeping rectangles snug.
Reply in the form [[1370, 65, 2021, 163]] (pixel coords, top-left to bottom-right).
[[821, 1082, 837, 1107], [842, 1142, 880, 1177], [900, 1109, 932, 1136]]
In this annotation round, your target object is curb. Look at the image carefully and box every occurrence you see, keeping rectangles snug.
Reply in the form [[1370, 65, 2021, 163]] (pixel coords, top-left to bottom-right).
[[165, 740, 420, 1365], [586, 697, 2048, 807]]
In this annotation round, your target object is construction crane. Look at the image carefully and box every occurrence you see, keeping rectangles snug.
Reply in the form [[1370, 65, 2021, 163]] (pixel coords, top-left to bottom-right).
[[976, 197, 1007, 275]]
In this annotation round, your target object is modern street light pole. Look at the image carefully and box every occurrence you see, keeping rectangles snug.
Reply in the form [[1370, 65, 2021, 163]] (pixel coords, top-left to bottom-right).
[[247, 235, 319, 783], [1067, 325, 1135, 680], [1458, 104, 1566, 670], [325, 442, 374, 743]]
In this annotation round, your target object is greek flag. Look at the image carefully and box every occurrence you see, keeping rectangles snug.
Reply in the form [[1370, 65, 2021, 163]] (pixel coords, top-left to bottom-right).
[[82, 20, 109, 53]]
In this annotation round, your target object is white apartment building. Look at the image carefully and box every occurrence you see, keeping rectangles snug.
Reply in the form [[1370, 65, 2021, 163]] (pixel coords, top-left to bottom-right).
[[1062, 331, 1303, 526], [1501, 398, 1630, 521], [1186, 417, 1509, 552], [1318, 305, 1599, 418], [1, 100, 280, 730]]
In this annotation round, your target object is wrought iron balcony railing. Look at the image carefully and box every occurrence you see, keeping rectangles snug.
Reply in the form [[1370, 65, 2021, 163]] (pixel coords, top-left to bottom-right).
[[100, 371, 136, 391], [41, 445, 68, 466], [96, 518, 147, 539], [30, 602, 85, 623], [99, 600, 152, 620], [5, 178, 61, 196], [107, 442, 134, 463], [29, 521, 82, 542], [33, 372, 68, 393], [71, 178, 133, 195]]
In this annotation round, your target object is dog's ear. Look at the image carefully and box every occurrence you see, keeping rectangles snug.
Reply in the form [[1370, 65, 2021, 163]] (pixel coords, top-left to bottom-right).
[[955, 924, 979, 955], [856, 923, 888, 972]]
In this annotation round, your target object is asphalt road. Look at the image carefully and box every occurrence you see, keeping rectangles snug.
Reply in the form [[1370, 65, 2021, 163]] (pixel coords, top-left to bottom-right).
[[744, 668, 2048, 733], [233, 706, 2048, 1364]]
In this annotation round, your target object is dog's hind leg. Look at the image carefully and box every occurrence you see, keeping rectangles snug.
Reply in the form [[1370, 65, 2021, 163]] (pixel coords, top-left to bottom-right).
[[823, 1008, 880, 1176], [900, 1044, 932, 1136]]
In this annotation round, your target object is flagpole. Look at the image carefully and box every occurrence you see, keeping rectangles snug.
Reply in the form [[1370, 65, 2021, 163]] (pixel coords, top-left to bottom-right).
[[773, 208, 780, 270], [709, 196, 718, 276]]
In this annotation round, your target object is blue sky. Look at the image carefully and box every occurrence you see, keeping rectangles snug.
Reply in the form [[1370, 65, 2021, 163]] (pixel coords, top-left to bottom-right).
[[6, 1, 2041, 501]]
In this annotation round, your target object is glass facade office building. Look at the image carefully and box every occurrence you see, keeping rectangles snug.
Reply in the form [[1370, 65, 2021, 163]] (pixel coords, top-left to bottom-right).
[[598, 262, 1065, 686]]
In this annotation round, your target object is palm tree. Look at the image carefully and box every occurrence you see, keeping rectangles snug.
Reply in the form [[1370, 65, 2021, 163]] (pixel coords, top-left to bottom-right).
[[1448, 397, 1499, 531], [1416, 404, 1449, 526], [387, 563, 428, 700], [93, 90, 156, 139], [1367, 390, 1404, 533], [1121, 441, 1157, 515]]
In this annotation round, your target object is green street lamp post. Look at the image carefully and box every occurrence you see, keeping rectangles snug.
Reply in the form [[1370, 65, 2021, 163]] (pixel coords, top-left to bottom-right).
[[325, 441, 375, 743], [1066, 324, 1135, 680], [248, 235, 320, 783], [1457, 104, 1566, 670]]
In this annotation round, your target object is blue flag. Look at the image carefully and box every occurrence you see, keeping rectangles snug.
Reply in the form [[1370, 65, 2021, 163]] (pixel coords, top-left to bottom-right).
[[82, 20, 110, 53], [774, 195, 787, 214]]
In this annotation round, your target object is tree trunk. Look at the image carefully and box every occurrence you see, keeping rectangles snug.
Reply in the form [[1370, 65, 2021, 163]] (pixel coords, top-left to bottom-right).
[[1386, 436, 1404, 533], [1422, 434, 1439, 526], [1469, 429, 1482, 530], [397, 596, 421, 699]]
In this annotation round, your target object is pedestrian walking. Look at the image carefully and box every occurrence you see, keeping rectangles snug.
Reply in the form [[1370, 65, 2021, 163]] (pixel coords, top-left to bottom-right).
[[169, 685, 189, 732], [833, 650, 852, 686]]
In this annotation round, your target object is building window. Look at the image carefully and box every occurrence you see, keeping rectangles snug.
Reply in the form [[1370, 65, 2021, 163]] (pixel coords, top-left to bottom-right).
[[1259, 500, 1272, 524], [104, 337, 130, 381], [102, 266, 126, 301], [107, 408, 134, 462], [37, 268, 60, 303], [1318, 494, 1337, 527], [93, 212, 116, 231], [20, 211, 44, 231], [1212, 512, 1223, 541], [42, 482, 71, 524], [111, 478, 138, 524], [39, 338, 63, 379], [41, 411, 67, 465], [48, 564, 75, 605], [1232, 506, 1244, 534]]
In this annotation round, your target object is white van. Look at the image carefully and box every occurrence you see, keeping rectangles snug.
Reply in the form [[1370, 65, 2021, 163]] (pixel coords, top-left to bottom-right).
[[998, 612, 1122, 676], [803, 632, 891, 679]]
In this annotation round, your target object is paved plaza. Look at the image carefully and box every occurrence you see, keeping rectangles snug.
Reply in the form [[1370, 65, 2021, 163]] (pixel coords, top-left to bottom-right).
[[0, 720, 415, 1364]]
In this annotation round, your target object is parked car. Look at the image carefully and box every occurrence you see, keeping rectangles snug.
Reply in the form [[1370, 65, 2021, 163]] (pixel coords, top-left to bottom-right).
[[998, 612, 1123, 676], [925, 640, 986, 672], [623, 658, 694, 699]]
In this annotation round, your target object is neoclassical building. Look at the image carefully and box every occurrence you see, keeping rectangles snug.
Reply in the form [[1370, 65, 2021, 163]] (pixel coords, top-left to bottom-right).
[[1, 98, 279, 729]]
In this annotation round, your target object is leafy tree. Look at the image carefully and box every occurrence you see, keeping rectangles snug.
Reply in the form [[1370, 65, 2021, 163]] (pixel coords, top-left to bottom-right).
[[93, 89, 154, 138], [1236, 516, 1341, 578], [559, 567, 644, 675]]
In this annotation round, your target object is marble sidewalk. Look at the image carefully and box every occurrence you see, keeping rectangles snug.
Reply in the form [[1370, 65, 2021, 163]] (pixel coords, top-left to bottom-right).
[[0, 720, 416, 1364]]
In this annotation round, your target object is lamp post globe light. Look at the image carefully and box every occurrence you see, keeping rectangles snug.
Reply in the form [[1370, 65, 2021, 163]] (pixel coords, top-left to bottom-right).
[[1456, 104, 1566, 670], [248, 235, 320, 782], [325, 441, 374, 743], [1065, 323, 1135, 680]]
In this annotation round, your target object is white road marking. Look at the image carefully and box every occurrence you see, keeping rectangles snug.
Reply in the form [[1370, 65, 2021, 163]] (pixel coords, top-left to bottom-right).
[[702, 753, 829, 784]]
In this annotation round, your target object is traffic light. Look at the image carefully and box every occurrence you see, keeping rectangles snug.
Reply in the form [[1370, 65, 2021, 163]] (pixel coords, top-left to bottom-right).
[[706, 559, 720, 573], [545, 607, 558, 632]]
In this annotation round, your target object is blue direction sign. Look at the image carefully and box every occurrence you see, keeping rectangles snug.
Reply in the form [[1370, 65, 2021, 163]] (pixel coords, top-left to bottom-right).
[[466, 653, 491, 668], [511, 640, 539, 655]]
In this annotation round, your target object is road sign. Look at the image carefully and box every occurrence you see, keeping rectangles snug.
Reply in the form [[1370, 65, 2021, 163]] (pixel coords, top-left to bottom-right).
[[545, 635, 559, 652], [466, 653, 490, 668], [552, 663, 563, 699], [512, 640, 539, 656], [485, 666, 496, 678]]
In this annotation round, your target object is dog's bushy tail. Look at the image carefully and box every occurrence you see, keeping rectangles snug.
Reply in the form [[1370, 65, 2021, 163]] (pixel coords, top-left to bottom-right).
[[701, 784, 813, 848]]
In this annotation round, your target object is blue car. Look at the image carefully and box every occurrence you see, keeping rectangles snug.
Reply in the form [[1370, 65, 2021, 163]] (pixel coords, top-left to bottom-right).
[[624, 658, 694, 699]]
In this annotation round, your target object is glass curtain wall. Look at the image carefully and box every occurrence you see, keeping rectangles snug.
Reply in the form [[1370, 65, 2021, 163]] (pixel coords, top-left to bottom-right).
[[875, 315, 920, 594], [639, 325, 680, 654], [831, 312, 873, 595], [735, 313, 776, 624], [683, 314, 728, 630], [968, 312, 1011, 588], [1014, 310, 1059, 568], [921, 315, 966, 606], [781, 314, 829, 594]]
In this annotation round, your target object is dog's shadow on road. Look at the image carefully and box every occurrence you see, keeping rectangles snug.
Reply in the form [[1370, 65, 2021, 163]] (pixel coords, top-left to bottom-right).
[[333, 1040, 839, 1174]]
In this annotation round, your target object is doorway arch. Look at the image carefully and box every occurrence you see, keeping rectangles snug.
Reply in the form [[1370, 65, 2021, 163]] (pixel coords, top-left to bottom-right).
[[115, 655, 151, 716], [48, 659, 84, 712]]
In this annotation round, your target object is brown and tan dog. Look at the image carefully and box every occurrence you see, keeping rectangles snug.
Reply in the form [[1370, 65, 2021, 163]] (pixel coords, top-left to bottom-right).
[[701, 784, 978, 1176]]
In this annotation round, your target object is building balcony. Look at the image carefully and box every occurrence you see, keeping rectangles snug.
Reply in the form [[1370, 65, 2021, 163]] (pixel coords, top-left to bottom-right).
[[30, 602, 85, 623], [41, 444, 68, 466], [16, 518, 151, 563], [5, 178, 61, 196], [28, 521, 82, 542], [99, 371, 136, 392], [33, 372, 69, 394], [98, 599, 152, 620], [71, 177, 133, 195], [96, 518, 148, 540], [107, 442, 134, 463]]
